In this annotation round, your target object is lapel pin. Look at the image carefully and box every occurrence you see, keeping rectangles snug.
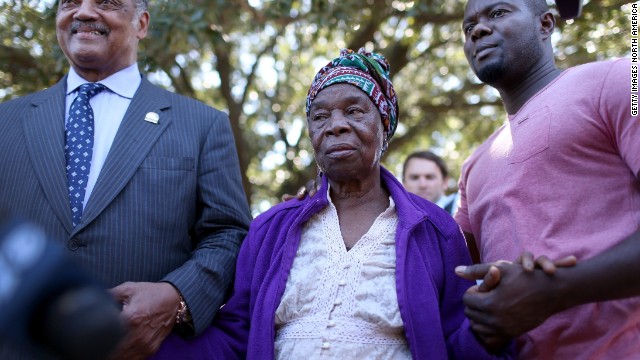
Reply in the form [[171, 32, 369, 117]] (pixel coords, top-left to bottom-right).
[[144, 112, 159, 124]]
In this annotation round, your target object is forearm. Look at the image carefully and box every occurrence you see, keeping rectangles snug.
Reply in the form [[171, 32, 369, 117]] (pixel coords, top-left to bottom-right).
[[172, 116, 250, 334], [447, 318, 514, 359], [444, 230, 513, 358], [554, 231, 640, 310], [163, 227, 246, 334], [458, 231, 640, 340]]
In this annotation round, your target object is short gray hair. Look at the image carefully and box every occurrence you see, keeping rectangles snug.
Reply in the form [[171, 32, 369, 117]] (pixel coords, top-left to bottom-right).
[[136, 0, 149, 10], [135, 0, 148, 17]]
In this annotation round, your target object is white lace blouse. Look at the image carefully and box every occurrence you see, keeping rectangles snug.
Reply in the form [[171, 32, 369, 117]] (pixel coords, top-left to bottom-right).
[[274, 195, 412, 359]]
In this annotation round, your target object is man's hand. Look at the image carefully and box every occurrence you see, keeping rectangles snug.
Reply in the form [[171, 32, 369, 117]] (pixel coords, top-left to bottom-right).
[[454, 254, 577, 351], [455, 253, 577, 291], [108, 282, 180, 360], [281, 175, 321, 201], [461, 263, 566, 339], [515, 252, 577, 274]]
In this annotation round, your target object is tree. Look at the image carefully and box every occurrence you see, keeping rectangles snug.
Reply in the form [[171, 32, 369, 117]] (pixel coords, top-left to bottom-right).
[[0, 0, 633, 214]]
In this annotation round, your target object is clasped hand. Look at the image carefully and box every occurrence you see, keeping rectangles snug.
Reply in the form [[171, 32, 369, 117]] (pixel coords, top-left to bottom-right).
[[107, 281, 181, 360], [455, 253, 576, 351]]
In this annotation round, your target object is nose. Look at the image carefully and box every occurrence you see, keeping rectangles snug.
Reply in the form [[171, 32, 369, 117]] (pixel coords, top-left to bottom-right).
[[324, 111, 351, 137], [418, 177, 430, 188], [470, 21, 492, 42], [73, 1, 99, 21]]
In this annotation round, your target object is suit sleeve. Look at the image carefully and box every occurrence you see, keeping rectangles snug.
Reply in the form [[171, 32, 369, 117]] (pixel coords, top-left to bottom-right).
[[203, 225, 259, 358], [163, 109, 251, 335], [151, 226, 257, 360]]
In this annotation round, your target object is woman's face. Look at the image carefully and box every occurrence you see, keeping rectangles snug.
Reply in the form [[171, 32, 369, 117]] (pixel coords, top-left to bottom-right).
[[308, 83, 385, 182]]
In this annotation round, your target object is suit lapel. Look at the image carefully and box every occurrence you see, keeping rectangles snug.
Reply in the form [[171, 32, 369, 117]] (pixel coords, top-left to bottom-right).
[[77, 78, 172, 233], [23, 79, 74, 233]]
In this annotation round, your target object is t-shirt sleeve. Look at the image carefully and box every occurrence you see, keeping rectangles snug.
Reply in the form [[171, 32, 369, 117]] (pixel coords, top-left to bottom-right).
[[600, 58, 640, 177]]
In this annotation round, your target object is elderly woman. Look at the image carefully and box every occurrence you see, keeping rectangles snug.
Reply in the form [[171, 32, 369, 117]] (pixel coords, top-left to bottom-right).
[[153, 49, 511, 360]]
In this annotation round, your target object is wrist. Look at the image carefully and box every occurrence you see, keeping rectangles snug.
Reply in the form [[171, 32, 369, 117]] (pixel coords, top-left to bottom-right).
[[164, 281, 195, 335], [174, 291, 195, 337], [176, 294, 192, 325], [548, 267, 576, 313]]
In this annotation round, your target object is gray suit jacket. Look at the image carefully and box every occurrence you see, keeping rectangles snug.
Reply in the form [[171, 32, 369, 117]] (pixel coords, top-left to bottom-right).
[[0, 75, 251, 336]]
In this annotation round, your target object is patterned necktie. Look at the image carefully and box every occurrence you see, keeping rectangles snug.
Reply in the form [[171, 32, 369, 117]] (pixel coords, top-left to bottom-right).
[[65, 83, 106, 227]]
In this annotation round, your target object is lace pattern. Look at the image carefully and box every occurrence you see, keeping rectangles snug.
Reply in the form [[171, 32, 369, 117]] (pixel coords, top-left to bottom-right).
[[274, 194, 411, 359]]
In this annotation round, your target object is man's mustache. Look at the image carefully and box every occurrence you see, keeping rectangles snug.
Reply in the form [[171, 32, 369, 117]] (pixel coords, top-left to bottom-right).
[[70, 21, 110, 35]]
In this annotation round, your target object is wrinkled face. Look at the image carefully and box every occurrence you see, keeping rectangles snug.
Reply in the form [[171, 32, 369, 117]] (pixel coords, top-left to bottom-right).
[[402, 158, 448, 202], [462, 0, 543, 86], [56, 0, 149, 81], [308, 83, 385, 183]]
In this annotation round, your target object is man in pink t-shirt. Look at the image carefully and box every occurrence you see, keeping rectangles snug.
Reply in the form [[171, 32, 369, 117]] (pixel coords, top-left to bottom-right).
[[455, 0, 640, 358]]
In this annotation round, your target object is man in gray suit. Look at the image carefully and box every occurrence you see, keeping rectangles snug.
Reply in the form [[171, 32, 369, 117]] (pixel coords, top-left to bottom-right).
[[0, 0, 251, 359]]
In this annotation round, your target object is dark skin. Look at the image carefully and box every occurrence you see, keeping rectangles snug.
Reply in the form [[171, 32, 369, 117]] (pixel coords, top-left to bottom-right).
[[281, 176, 320, 201], [462, 0, 562, 114], [57, 0, 149, 82], [287, 80, 577, 354], [307, 83, 390, 250], [457, 232, 640, 349], [56, 1, 180, 358], [457, 0, 640, 351]]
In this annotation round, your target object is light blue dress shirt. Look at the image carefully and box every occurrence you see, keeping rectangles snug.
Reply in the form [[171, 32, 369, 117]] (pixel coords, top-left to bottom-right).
[[65, 63, 142, 207]]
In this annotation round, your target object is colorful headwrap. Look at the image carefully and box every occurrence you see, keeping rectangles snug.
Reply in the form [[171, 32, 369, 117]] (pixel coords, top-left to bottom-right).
[[306, 48, 399, 142]]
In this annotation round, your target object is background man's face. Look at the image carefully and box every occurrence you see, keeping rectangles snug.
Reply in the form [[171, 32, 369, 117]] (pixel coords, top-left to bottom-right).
[[403, 158, 448, 203]]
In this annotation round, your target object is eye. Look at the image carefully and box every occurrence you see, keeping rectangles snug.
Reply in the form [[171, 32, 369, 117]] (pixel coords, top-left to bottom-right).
[[311, 112, 328, 122], [490, 9, 508, 18], [346, 106, 364, 115], [463, 24, 475, 36]]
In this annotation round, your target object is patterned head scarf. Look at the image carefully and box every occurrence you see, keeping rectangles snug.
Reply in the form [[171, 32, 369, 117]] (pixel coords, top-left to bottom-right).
[[306, 48, 399, 143]]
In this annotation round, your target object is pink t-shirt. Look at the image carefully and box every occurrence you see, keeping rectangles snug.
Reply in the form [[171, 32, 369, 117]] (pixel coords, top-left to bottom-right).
[[456, 58, 640, 359]]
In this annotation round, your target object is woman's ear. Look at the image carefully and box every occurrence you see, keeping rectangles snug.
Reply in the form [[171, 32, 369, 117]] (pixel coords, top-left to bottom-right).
[[381, 135, 389, 155]]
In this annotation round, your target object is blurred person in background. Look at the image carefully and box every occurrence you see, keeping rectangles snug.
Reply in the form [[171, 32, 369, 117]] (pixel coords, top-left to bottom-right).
[[402, 150, 459, 216]]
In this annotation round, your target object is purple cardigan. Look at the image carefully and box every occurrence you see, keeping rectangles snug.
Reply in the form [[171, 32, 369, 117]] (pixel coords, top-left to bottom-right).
[[153, 167, 512, 359]]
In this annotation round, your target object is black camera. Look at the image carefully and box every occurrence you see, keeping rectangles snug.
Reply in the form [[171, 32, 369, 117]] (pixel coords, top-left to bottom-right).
[[556, 0, 583, 19], [0, 217, 124, 360]]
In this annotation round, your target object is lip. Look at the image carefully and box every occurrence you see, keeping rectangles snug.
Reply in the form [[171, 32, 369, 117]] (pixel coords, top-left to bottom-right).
[[73, 27, 105, 35], [72, 30, 105, 39], [474, 43, 497, 58], [325, 143, 357, 157], [70, 22, 108, 36]]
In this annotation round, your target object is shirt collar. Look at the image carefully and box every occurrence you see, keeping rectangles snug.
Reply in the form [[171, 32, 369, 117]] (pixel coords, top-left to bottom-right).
[[66, 63, 142, 99], [435, 194, 448, 208]]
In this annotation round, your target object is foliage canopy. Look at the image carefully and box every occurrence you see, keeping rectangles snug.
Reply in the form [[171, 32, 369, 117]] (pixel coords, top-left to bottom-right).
[[0, 0, 632, 214]]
